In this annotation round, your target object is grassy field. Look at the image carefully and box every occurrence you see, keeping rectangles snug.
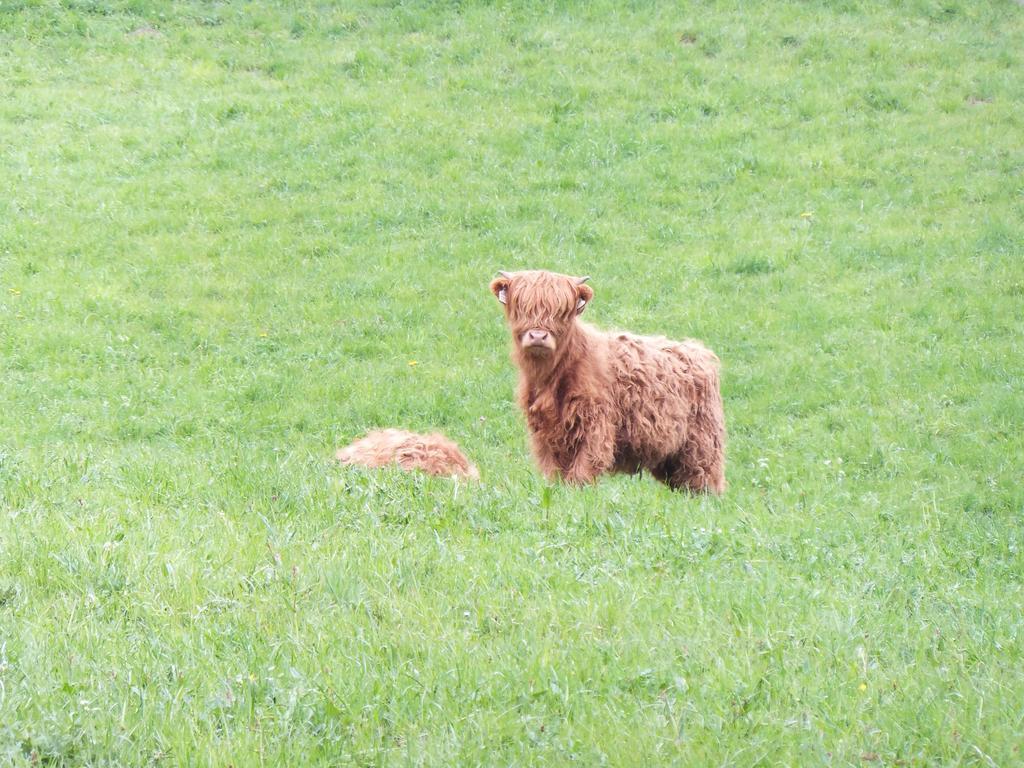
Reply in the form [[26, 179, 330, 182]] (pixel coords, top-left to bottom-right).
[[1, 0, 1023, 764]]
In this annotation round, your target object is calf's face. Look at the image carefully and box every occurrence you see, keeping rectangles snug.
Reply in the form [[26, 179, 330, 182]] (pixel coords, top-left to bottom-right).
[[490, 270, 593, 359]]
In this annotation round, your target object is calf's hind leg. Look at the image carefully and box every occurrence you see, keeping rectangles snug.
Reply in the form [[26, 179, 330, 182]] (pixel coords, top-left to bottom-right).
[[667, 440, 725, 495]]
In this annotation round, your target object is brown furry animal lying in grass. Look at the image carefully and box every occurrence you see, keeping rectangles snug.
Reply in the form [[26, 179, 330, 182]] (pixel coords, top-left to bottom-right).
[[490, 269, 726, 494], [335, 429, 479, 480]]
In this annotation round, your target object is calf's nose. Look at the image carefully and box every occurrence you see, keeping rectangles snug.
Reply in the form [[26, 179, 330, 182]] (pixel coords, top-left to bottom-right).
[[527, 330, 549, 342]]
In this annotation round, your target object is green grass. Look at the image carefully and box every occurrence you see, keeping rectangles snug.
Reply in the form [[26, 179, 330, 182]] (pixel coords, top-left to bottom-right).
[[1, 0, 1023, 764]]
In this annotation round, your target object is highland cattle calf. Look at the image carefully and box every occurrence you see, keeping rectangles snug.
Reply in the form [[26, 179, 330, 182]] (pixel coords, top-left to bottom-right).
[[490, 269, 725, 493], [336, 429, 479, 480]]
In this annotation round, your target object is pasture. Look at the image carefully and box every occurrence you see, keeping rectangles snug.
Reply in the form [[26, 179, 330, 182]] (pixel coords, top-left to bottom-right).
[[1, 1, 1022, 764]]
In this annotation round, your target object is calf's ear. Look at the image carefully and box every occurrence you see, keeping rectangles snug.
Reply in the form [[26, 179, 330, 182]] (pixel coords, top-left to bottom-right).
[[490, 275, 510, 305], [576, 282, 594, 314]]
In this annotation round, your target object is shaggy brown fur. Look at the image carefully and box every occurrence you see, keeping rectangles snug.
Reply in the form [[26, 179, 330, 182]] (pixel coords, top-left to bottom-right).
[[490, 270, 726, 493], [335, 429, 479, 480]]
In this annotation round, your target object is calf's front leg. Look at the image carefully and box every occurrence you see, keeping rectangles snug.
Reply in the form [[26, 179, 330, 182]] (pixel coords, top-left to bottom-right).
[[558, 402, 616, 485]]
